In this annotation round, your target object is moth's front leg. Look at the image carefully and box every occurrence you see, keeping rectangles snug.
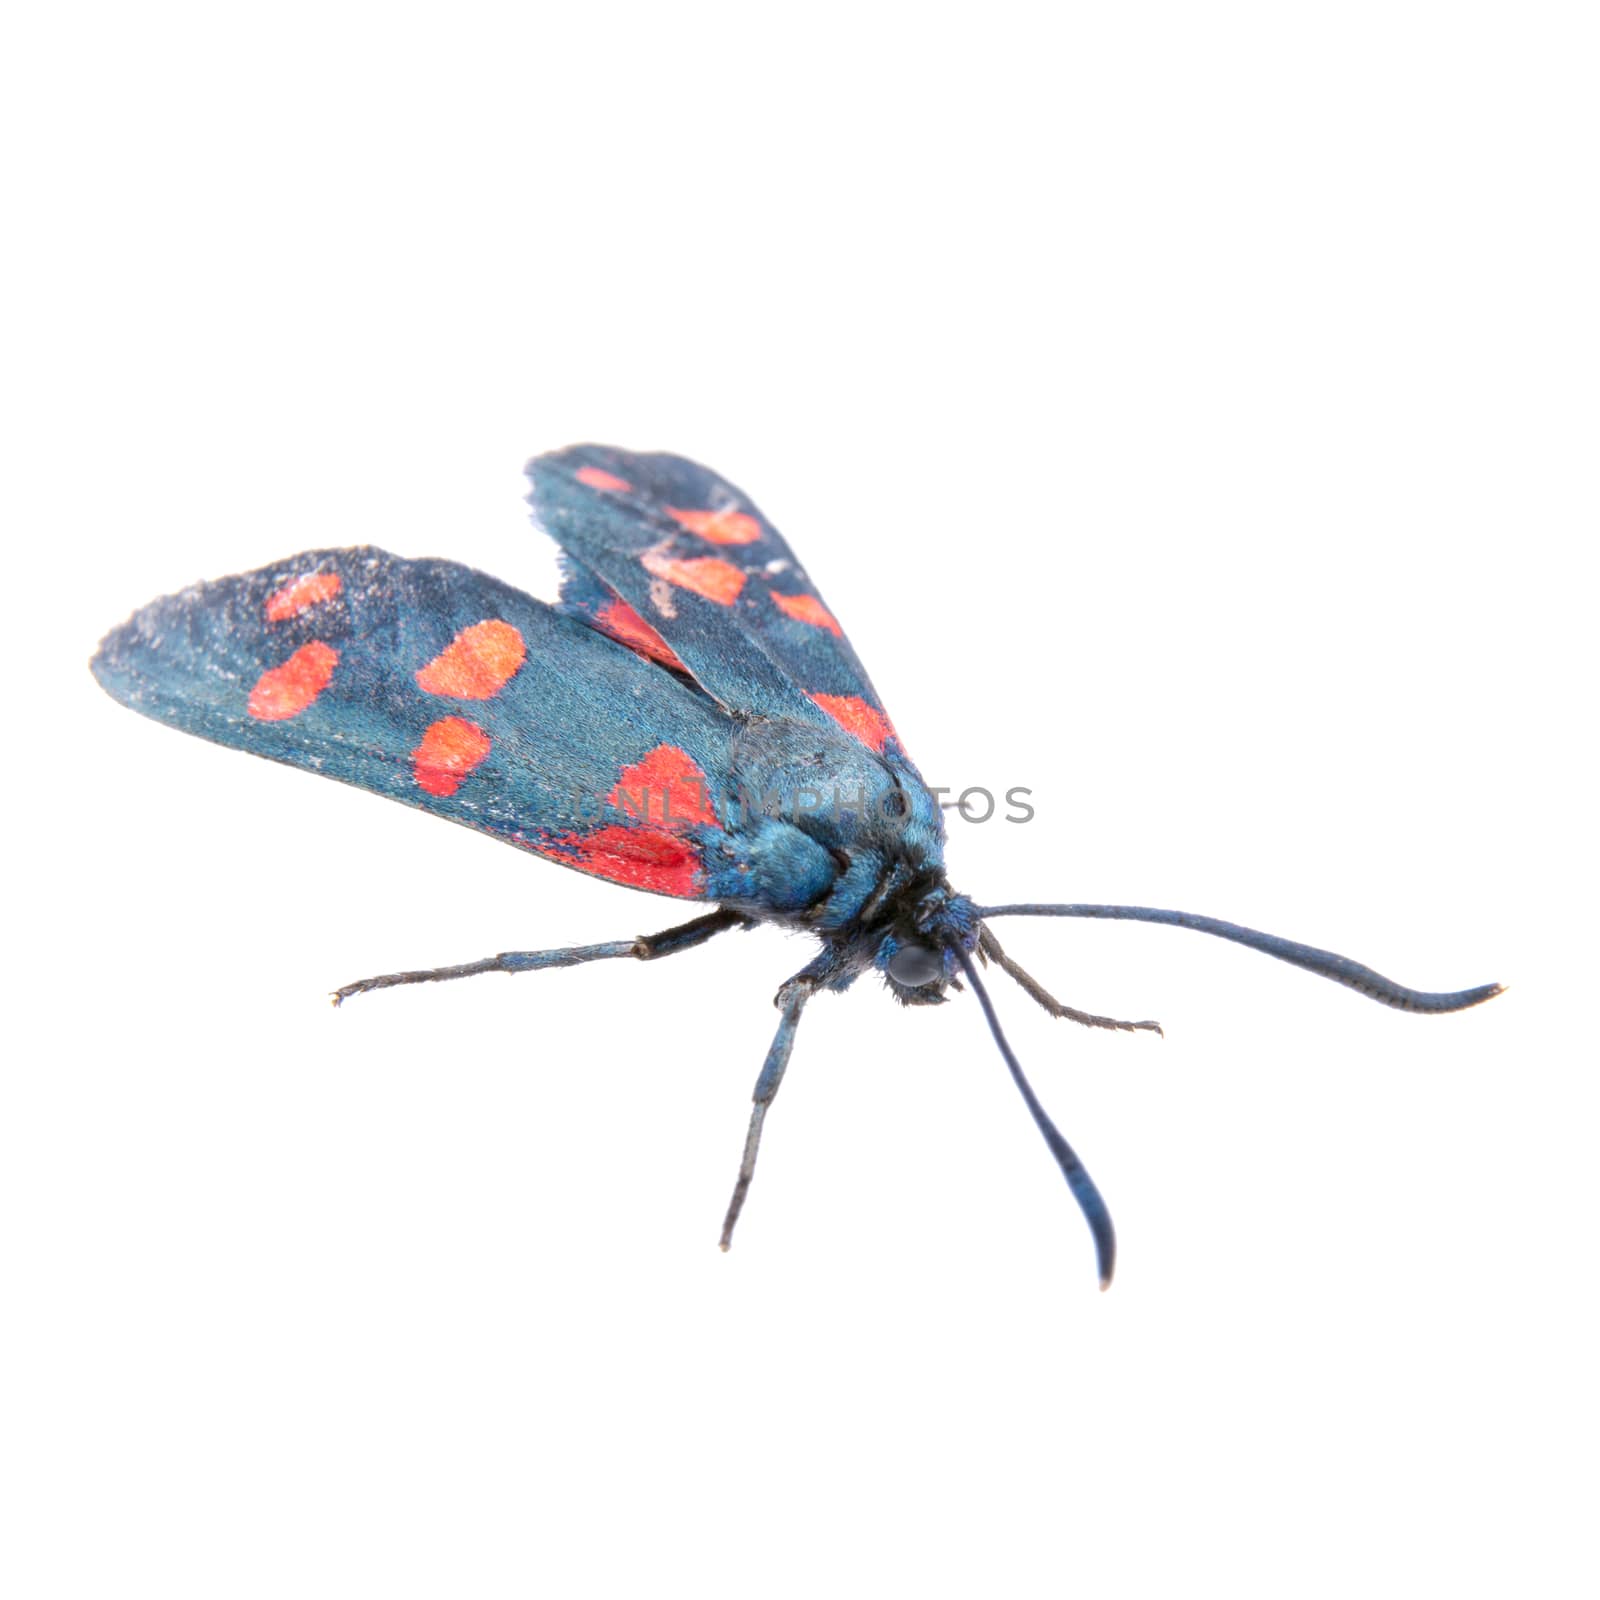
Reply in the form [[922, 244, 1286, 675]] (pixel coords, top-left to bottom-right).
[[718, 948, 846, 1250]]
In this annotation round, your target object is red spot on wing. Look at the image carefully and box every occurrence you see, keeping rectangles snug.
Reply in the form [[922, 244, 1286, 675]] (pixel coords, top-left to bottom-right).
[[667, 507, 762, 545], [248, 641, 339, 721], [596, 597, 688, 672], [546, 825, 704, 897], [609, 744, 719, 831], [811, 692, 895, 754], [415, 620, 527, 699], [577, 466, 632, 492], [265, 570, 343, 622], [640, 551, 746, 605], [412, 716, 492, 797], [771, 592, 842, 636]]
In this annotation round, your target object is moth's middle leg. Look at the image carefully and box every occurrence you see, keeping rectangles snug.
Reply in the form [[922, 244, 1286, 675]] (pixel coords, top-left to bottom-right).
[[332, 907, 750, 1005]]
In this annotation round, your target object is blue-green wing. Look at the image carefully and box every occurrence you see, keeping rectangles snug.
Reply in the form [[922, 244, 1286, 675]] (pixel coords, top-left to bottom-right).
[[90, 545, 835, 907], [528, 445, 911, 769]]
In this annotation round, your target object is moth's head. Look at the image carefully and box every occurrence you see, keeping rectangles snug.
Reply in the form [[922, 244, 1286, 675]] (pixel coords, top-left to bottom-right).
[[874, 887, 979, 1006]]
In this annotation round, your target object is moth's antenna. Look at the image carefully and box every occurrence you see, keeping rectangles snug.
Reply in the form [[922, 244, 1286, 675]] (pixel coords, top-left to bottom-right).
[[953, 942, 1115, 1290], [975, 904, 1503, 1015]]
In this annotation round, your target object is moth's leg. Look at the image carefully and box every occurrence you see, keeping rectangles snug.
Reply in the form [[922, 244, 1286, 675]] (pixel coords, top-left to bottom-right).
[[332, 908, 750, 1006], [979, 927, 1163, 1037], [719, 952, 837, 1250]]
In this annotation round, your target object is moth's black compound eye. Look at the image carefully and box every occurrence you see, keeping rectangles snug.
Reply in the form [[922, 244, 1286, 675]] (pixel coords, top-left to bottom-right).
[[887, 942, 944, 987]]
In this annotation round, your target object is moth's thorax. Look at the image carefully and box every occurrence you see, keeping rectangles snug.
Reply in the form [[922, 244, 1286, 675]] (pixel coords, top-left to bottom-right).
[[726, 716, 938, 839], [713, 712, 948, 924]]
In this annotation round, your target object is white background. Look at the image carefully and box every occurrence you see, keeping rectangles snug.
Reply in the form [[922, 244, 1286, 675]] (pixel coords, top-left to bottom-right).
[[4, 4, 1595, 1596]]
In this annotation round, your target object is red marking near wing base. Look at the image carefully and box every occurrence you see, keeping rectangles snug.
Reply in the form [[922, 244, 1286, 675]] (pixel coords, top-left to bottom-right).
[[546, 825, 704, 897], [771, 591, 842, 636], [412, 716, 492, 797], [248, 641, 339, 721], [577, 466, 632, 492], [415, 620, 527, 699], [596, 597, 688, 672], [265, 570, 343, 622], [811, 692, 895, 753], [609, 744, 719, 830], [640, 550, 746, 605], [667, 507, 762, 545]]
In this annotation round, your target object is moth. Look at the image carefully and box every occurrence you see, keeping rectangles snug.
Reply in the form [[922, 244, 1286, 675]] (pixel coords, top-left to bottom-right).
[[91, 445, 1502, 1286]]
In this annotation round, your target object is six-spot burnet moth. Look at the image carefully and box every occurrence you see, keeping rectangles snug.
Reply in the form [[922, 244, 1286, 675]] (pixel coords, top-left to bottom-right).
[[90, 445, 1503, 1287]]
